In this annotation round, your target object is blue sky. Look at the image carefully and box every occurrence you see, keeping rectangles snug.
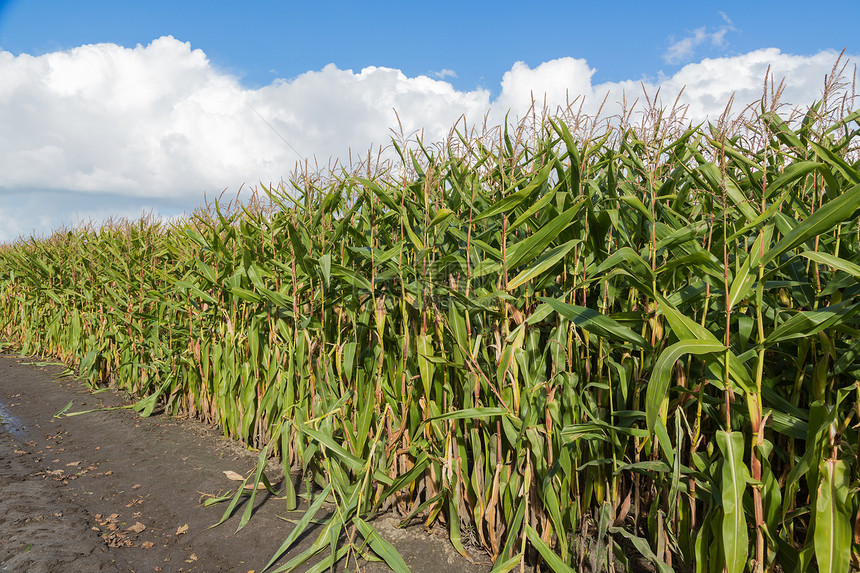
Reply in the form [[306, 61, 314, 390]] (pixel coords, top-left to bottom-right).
[[2, 0, 857, 91], [0, 0, 857, 242]]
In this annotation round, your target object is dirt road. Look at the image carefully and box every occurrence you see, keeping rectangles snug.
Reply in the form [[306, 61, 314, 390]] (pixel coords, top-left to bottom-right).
[[0, 352, 489, 573]]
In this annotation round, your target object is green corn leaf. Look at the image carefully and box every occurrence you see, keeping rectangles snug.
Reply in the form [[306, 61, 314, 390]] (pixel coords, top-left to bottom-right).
[[766, 160, 823, 196], [507, 239, 578, 291], [236, 441, 280, 533], [608, 526, 674, 573], [263, 486, 336, 572], [540, 296, 649, 349], [353, 517, 412, 573], [280, 422, 297, 511], [809, 141, 860, 185], [376, 453, 431, 511], [417, 333, 435, 398], [727, 227, 772, 311], [174, 280, 219, 304], [618, 195, 653, 222], [447, 491, 470, 560], [716, 430, 749, 573], [354, 176, 403, 213], [330, 263, 373, 291], [428, 208, 454, 228], [509, 182, 560, 232], [525, 524, 577, 573], [231, 286, 261, 303], [54, 400, 74, 418], [297, 426, 364, 471], [646, 339, 725, 433], [658, 297, 754, 393], [473, 162, 554, 222], [489, 554, 524, 573], [596, 246, 654, 284], [495, 495, 527, 566], [762, 181, 860, 266], [447, 303, 469, 359], [814, 458, 852, 573], [799, 251, 860, 280], [504, 202, 584, 270], [764, 300, 859, 347], [762, 111, 805, 152], [696, 162, 758, 223]]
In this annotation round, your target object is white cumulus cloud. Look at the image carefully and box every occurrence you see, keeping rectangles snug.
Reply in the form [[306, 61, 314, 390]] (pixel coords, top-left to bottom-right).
[[0, 36, 856, 243]]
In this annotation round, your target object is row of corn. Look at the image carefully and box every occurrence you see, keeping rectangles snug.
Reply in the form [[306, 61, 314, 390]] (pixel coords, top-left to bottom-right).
[[2, 91, 860, 572]]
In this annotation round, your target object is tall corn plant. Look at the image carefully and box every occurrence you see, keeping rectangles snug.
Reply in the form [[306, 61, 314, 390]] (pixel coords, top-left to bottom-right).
[[1, 84, 859, 573]]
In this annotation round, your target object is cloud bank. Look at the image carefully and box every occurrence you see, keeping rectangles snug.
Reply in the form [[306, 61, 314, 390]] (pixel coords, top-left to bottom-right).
[[0, 36, 856, 242]]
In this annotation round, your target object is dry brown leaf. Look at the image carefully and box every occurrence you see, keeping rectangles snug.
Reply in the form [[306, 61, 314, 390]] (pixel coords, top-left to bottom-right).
[[185, 553, 198, 563], [141, 541, 155, 549], [613, 489, 632, 526], [127, 522, 146, 533], [223, 470, 244, 481], [176, 524, 189, 536], [243, 482, 267, 490], [102, 532, 133, 548]]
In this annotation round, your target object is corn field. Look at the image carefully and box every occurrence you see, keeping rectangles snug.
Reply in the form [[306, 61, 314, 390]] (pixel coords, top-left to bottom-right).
[[2, 83, 860, 573]]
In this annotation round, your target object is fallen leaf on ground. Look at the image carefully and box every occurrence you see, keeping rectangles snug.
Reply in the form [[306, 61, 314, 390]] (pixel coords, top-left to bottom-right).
[[176, 524, 189, 535], [186, 553, 198, 563], [244, 482, 267, 490], [102, 532, 133, 548], [127, 522, 146, 533], [141, 541, 154, 549], [223, 470, 244, 481]]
